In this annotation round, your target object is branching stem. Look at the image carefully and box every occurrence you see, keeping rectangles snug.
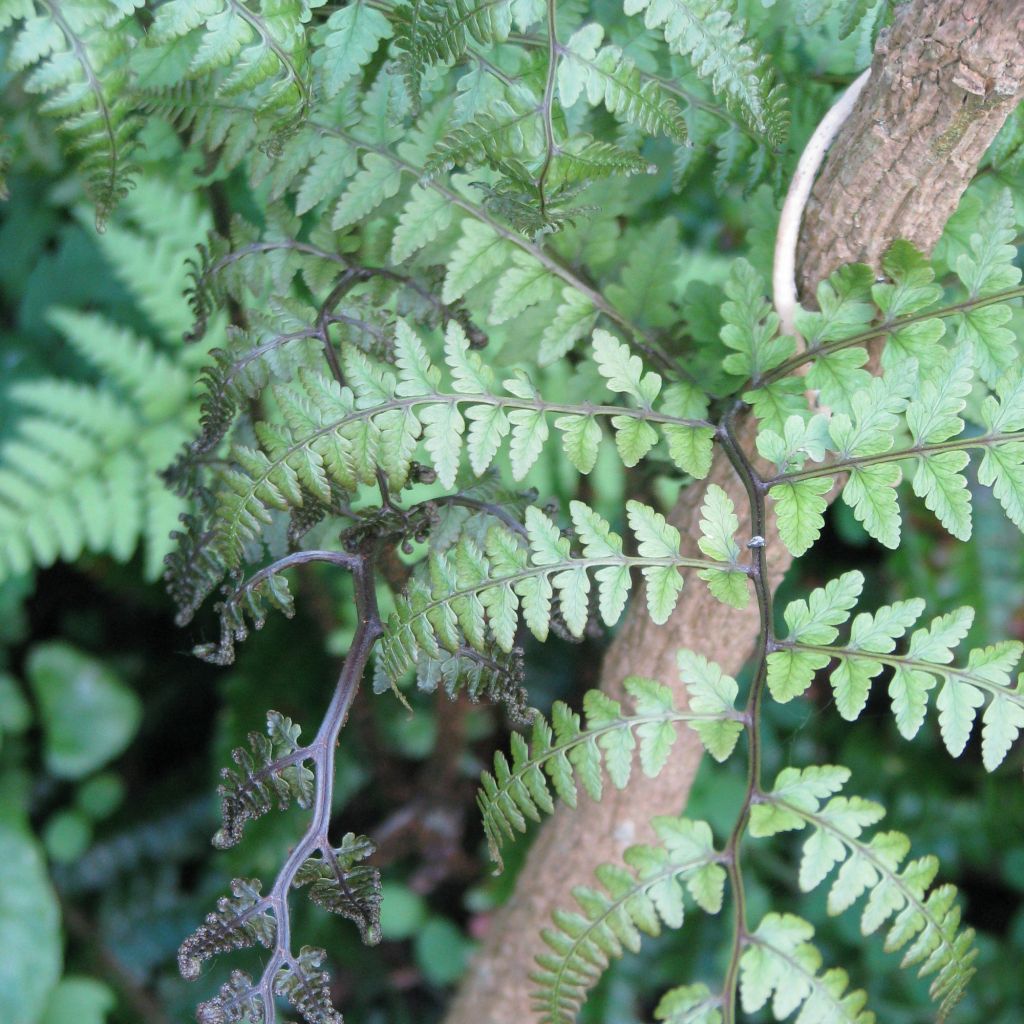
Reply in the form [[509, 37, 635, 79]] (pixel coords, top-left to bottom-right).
[[255, 554, 382, 1024]]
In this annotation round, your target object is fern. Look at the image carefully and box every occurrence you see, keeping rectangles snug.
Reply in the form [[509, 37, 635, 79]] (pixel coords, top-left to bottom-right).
[[293, 832, 382, 945], [749, 765, 977, 1017], [171, 319, 716, 608], [214, 710, 315, 849], [739, 913, 874, 1024], [380, 494, 746, 705], [0, 181, 213, 582], [3, 0, 141, 226], [622, 0, 786, 145], [178, 877, 276, 981], [533, 817, 725, 1024], [147, 0, 312, 134], [767, 571, 1024, 769], [9, 4, 1021, 1021], [479, 674, 742, 868]]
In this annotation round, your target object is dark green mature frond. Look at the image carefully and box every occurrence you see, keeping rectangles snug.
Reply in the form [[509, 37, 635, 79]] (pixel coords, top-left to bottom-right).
[[622, 0, 786, 146], [766, 570, 1024, 770], [557, 23, 688, 141], [293, 833, 383, 945], [214, 710, 314, 849], [4, 0, 142, 227], [147, 0, 313, 137], [533, 817, 725, 1024], [178, 877, 275, 981], [740, 913, 875, 1024], [479, 675, 742, 869], [750, 765, 977, 1019]]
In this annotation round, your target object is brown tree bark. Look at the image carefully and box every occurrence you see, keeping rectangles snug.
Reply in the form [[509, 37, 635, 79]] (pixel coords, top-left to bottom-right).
[[445, 4, 1024, 1023]]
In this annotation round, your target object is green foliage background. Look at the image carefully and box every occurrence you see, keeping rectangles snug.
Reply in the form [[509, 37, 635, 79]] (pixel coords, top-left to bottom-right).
[[1, 2, 1023, 1023]]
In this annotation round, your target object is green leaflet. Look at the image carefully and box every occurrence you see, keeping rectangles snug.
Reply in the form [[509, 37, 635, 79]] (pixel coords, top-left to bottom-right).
[[695, 484, 749, 609], [380, 501, 719, 704], [768, 477, 831, 557], [768, 576, 1024, 768], [749, 767, 977, 1019], [622, 0, 785, 145], [534, 817, 724, 1024], [740, 913, 874, 1024], [313, 1, 392, 97]]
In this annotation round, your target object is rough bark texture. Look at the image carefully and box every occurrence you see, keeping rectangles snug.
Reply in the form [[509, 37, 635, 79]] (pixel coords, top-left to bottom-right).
[[799, 0, 1024, 292], [445, 4, 1024, 1023]]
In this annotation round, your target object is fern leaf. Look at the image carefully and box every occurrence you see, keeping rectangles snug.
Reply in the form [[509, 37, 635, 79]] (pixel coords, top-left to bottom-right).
[[478, 673, 741, 868], [293, 833, 383, 945], [740, 913, 875, 1024], [750, 766, 977, 1019], [274, 947, 344, 1024], [532, 817, 724, 1024], [213, 710, 314, 849], [313, 0, 393, 97], [623, 0, 784, 145], [149, 0, 312, 132], [8, 0, 141, 226], [695, 484, 749, 609], [558, 23, 688, 141], [177, 877, 275, 980], [654, 983, 722, 1024], [769, 577, 1024, 768]]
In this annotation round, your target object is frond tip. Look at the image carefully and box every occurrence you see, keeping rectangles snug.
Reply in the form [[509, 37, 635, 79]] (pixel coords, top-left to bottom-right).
[[532, 817, 725, 1024], [750, 765, 978, 1018]]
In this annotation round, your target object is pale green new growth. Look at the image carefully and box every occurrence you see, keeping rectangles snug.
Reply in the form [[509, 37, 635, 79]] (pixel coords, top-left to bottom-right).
[[534, 817, 724, 1024], [478, 673, 742, 869], [749, 766, 977, 1018], [768, 573, 1024, 769]]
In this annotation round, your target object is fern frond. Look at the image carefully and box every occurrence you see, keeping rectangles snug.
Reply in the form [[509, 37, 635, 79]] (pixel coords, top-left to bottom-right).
[[557, 23, 687, 142], [764, 368, 1024, 556], [380, 499, 733, 709], [622, 0, 785, 145], [749, 765, 977, 1019], [532, 817, 724, 1024], [393, 0, 513, 103], [172, 320, 715, 604], [273, 947, 344, 1024], [148, 0, 312, 135], [196, 947, 343, 1024], [740, 913, 875, 1024], [177, 877, 275, 980], [213, 710, 314, 849], [766, 570, 1024, 769], [654, 983, 722, 1024], [0, 370, 192, 582], [479, 672, 743, 869], [6, 0, 141, 227], [293, 833, 382, 945]]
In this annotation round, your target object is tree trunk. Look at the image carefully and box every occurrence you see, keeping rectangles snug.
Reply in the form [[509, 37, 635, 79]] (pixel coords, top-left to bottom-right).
[[445, 4, 1024, 1023]]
